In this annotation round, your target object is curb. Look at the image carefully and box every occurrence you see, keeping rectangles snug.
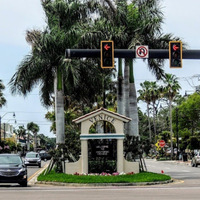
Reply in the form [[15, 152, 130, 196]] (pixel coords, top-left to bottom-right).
[[35, 179, 173, 187]]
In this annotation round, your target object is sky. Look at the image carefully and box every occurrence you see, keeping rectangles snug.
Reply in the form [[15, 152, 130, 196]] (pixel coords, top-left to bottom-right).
[[1, 0, 200, 137]]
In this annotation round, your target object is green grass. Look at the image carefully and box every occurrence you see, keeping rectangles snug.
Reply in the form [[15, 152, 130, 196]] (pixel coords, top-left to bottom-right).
[[37, 171, 171, 184]]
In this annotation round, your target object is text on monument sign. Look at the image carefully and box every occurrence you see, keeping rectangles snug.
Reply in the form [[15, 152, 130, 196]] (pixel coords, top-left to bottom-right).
[[96, 145, 109, 156], [89, 114, 115, 124]]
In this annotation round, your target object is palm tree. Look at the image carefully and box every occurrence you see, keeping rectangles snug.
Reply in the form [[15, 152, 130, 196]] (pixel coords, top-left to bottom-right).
[[9, 0, 104, 145], [27, 122, 40, 152], [15, 126, 27, 140], [129, 60, 139, 137], [117, 58, 124, 115], [149, 82, 162, 140], [162, 73, 181, 159], [0, 80, 6, 108], [138, 81, 153, 142], [93, 0, 180, 137]]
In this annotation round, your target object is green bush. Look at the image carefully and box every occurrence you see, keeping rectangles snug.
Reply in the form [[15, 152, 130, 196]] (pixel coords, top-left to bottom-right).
[[89, 160, 116, 173]]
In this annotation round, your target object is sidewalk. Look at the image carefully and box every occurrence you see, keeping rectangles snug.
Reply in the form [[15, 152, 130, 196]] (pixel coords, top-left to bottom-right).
[[175, 160, 191, 166], [158, 159, 191, 166]]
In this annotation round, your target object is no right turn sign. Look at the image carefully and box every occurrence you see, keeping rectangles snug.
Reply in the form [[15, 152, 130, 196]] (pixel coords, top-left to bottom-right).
[[136, 45, 149, 58]]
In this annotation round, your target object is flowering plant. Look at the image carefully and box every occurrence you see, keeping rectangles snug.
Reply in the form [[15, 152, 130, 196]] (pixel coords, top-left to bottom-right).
[[126, 172, 135, 175], [73, 172, 135, 176], [4, 145, 9, 149], [112, 172, 120, 176], [0, 143, 11, 153]]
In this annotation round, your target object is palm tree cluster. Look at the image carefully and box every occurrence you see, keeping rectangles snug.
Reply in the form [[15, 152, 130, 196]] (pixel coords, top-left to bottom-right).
[[138, 73, 181, 158], [89, 0, 180, 137], [14, 122, 55, 152]]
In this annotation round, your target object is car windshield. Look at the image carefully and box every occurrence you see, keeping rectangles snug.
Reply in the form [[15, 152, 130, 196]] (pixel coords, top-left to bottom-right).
[[26, 153, 39, 158], [0, 155, 22, 165]]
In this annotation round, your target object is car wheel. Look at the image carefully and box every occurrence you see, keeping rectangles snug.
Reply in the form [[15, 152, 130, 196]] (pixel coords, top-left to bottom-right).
[[38, 164, 41, 168], [195, 162, 198, 167], [191, 162, 195, 167], [20, 181, 28, 187]]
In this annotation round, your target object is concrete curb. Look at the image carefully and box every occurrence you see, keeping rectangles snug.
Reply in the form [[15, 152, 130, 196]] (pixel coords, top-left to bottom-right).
[[35, 179, 173, 187]]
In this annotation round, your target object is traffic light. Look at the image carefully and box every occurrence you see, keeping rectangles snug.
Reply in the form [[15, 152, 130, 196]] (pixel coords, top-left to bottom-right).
[[101, 40, 114, 68], [169, 41, 182, 68]]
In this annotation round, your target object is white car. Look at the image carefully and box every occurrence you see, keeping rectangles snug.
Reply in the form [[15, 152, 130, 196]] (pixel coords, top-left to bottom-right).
[[191, 152, 200, 167], [24, 152, 41, 168]]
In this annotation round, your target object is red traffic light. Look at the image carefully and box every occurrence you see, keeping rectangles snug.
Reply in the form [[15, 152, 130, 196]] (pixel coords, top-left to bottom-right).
[[104, 44, 111, 51], [101, 40, 114, 68], [173, 44, 179, 51], [169, 41, 182, 68]]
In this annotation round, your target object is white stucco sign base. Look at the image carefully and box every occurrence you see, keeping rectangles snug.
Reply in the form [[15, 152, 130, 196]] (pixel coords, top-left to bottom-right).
[[65, 108, 139, 174]]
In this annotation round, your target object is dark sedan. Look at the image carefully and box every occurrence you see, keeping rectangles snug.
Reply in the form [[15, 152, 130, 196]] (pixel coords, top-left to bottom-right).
[[39, 151, 52, 161], [0, 154, 27, 187]]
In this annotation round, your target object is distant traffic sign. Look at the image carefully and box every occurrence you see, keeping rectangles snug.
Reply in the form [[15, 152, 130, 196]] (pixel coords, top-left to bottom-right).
[[159, 140, 166, 148], [136, 45, 149, 58]]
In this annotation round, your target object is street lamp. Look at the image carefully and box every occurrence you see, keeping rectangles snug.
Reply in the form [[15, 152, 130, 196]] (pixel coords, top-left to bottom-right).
[[0, 112, 16, 142]]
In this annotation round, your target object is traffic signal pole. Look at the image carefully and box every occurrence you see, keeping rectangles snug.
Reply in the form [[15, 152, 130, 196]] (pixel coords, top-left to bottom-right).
[[65, 49, 200, 59]]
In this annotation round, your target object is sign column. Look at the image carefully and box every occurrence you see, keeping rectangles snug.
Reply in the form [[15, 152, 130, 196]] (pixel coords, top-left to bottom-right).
[[81, 140, 88, 174], [117, 139, 124, 173]]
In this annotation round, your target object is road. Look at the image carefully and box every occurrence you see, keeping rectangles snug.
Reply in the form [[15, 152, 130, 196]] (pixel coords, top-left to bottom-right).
[[0, 159, 200, 200], [146, 159, 200, 187]]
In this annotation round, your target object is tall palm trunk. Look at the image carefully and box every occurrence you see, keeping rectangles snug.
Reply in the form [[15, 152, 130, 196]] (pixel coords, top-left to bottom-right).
[[152, 102, 157, 143], [169, 99, 173, 159], [147, 103, 152, 143], [124, 59, 130, 135], [117, 58, 124, 115], [55, 66, 65, 144], [129, 59, 139, 137]]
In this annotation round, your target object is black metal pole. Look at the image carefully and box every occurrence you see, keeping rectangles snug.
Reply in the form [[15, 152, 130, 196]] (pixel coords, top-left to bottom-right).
[[66, 49, 200, 59], [176, 108, 179, 160]]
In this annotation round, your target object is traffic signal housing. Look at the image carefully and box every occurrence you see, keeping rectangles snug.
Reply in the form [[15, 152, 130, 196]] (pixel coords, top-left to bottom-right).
[[101, 40, 114, 68], [169, 41, 182, 68]]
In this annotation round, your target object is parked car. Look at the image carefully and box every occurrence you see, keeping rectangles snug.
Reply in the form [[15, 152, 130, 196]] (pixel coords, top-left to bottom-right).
[[39, 150, 51, 161], [0, 154, 27, 187], [191, 152, 200, 167], [24, 152, 41, 168]]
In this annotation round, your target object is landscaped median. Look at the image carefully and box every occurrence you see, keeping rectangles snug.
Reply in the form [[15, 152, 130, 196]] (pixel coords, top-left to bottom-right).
[[37, 171, 172, 186]]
